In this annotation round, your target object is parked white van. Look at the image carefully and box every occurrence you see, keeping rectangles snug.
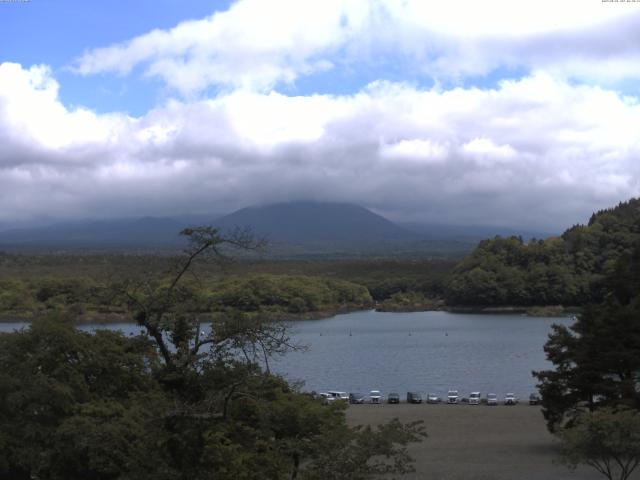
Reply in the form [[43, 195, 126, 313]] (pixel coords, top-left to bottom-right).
[[328, 391, 349, 402]]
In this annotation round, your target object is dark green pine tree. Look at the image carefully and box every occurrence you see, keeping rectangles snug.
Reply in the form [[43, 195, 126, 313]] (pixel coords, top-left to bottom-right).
[[534, 241, 640, 432]]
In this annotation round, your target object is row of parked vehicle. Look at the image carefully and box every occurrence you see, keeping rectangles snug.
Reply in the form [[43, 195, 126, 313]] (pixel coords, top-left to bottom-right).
[[315, 390, 541, 405]]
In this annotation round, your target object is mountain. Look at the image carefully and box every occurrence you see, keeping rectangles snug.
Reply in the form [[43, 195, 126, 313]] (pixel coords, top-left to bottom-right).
[[0, 217, 188, 250], [0, 202, 426, 255], [399, 222, 556, 242], [0, 200, 555, 256], [215, 201, 415, 246]]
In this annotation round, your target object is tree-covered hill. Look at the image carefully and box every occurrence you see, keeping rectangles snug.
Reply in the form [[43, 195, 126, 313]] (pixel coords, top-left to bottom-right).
[[444, 198, 640, 307]]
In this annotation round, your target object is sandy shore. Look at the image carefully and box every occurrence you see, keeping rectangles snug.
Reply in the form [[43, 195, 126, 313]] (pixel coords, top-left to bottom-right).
[[346, 403, 638, 480]]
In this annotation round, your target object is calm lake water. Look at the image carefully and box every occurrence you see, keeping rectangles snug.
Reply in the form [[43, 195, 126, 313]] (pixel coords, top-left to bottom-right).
[[0, 310, 572, 399]]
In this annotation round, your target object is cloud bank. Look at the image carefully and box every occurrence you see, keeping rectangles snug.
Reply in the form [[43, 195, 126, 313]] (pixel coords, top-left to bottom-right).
[[2, 59, 639, 229]]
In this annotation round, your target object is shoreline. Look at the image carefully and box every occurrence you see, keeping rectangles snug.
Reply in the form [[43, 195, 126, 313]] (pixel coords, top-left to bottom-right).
[[0, 304, 373, 324], [0, 303, 579, 324]]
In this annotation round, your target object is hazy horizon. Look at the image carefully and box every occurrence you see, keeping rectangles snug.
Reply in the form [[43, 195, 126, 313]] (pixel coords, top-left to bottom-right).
[[0, 199, 561, 236]]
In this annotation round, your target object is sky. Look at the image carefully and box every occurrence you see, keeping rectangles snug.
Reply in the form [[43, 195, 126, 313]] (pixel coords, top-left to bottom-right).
[[1, 0, 640, 230]]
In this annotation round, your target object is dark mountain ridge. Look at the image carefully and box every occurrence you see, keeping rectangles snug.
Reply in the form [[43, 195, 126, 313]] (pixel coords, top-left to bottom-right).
[[0, 200, 553, 255], [214, 201, 415, 245]]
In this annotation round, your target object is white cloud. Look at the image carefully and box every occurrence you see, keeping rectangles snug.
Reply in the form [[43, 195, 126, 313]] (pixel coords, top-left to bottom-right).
[[380, 139, 448, 164], [1, 63, 640, 229], [0, 63, 130, 151], [73, 0, 368, 93], [462, 138, 516, 166], [72, 0, 640, 95]]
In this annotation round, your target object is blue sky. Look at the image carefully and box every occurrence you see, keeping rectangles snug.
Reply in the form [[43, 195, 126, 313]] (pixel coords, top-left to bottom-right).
[[3, 0, 620, 115], [1, 0, 640, 229], [1, 0, 232, 114]]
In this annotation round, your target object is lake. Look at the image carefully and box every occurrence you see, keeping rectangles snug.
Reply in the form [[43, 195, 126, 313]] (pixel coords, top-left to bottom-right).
[[0, 310, 572, 400]]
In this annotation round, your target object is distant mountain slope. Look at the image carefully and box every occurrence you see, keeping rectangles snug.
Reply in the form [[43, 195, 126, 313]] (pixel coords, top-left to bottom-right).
[[444, 197, 640, 307], [0, 202, 417, 252], [215, 201, 416, 245], [399, 222, 556, 242], [0, 200, 558, 256], [0, 217, 187, 249]]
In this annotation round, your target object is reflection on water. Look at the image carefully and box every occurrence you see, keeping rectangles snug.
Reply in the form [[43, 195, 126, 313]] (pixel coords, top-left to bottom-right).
[[0, 310, 572, 399]]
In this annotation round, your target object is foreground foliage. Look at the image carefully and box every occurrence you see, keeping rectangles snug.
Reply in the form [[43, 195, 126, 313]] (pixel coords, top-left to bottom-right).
[[534, 241, 640, 431], [535, 241, 640, 479], [0, 227, 426, 479], [557, 408, 640, 480]]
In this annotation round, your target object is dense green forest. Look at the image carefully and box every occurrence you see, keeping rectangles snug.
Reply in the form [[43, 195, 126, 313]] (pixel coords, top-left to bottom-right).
[[444, 198, 640, 307], [0, 254, 453, 321]]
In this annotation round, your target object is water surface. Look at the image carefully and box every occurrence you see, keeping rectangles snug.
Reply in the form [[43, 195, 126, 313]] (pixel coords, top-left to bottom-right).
[[1, 310, 571, 399], [270, 310, 571, 399]]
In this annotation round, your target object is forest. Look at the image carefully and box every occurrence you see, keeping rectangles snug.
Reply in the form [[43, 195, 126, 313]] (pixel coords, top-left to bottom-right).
[[444, 198, 640, 307], [0, 254, 453, 322]]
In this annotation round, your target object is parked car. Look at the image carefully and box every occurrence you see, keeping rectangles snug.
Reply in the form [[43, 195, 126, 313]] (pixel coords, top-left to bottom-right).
[[319, 392, 335, 405], [529, 393, 541, 405], [504, 393, 518, 405], [486, 393, 498, 406], [447, 390, 459, 404], [426, 393, 441, 404], [328, 391, 349, 402], [387, 392, 400, 404], [349, 392, 366, 404], [407, 392, 423, 403], [468, 392, 481, 405], [370, 390, 382, 404]]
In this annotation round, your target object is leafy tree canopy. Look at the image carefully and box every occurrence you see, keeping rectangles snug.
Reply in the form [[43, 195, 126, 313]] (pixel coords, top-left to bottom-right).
[[445, 198, 640, 307], [557, 407, 640, 480], [534, 241, 640, 432]]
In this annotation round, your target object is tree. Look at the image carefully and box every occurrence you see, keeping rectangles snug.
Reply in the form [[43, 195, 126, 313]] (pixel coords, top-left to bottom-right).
[[300, 418, 426, 480], [118, 225, 426, 478], [557, 408, 640, 480], [0, 225, 427, 479], [122, 226, 268, 370], [0, 315, 164, 480], [534, 241, 640, 432]]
